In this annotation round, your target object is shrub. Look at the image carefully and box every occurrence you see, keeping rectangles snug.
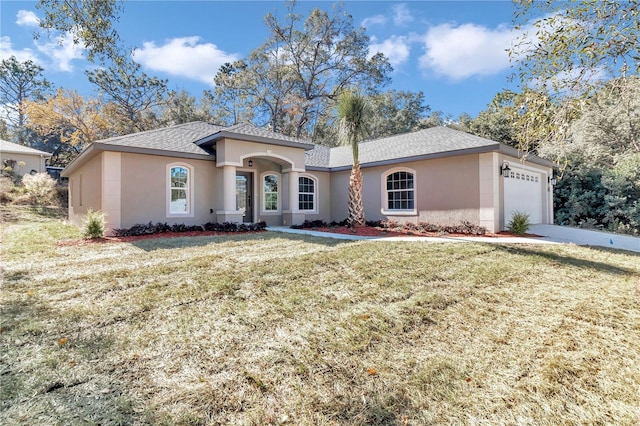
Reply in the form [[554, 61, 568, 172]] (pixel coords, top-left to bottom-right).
[[83, 209, 107, 239], [290, 219, 327, 229], [507, 211, 531, 235], [22, 172, 57, 204]]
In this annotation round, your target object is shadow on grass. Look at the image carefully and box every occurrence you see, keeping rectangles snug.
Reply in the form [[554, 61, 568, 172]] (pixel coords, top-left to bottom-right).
[[128, 230, 354, 252], [582, 244, 640, 257], [1, 269, 31, 283], [492, 244, 638, 275], [0, 205, 67, 223], [0, 297, 143, 424]]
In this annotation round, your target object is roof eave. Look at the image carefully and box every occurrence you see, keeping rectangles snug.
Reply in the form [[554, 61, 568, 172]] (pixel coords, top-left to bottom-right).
[[1, 149, 52, 157], [498, 145, 555, 168], [61, 144, 99, 177], [61, 143, 215, 177]]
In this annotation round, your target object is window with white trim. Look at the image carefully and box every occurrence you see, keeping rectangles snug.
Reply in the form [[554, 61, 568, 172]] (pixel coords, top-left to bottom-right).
[[263, 173, 279, 212], [383, 168, 416, 213], [298, 175, 317, 212], [167, 163, 193, 216]]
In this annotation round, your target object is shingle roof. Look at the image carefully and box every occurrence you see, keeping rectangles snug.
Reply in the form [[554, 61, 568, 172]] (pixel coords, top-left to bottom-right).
[[1, 139, 52, 156], [224, 123, 312, 146], [305, 144, 331, 168], [66, 122, 549, 174], [195, 122, 314, 150], [306, 126, 500, 169], [95, 121, 224, 156]]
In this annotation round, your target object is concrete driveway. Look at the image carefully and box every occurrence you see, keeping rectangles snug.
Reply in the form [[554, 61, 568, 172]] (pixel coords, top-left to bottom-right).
[[529, 224, 640, 253]]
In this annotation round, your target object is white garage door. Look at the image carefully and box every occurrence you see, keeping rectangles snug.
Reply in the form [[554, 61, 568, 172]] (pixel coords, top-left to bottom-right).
[[504, 169, 543, 224]]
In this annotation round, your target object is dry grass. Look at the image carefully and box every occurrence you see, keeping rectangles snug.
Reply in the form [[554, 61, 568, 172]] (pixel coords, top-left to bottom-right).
[[1, 206, 639, 425]]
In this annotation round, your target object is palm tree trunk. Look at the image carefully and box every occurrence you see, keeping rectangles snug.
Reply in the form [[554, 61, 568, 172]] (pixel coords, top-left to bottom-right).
[[348, 160, 366, 227]]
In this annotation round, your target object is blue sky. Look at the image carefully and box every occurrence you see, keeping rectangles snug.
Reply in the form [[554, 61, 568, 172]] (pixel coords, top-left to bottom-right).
[[0, 1, 531, 118]]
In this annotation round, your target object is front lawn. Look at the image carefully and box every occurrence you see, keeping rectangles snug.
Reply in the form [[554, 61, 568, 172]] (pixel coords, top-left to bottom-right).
[[1, 206, 639, 425]]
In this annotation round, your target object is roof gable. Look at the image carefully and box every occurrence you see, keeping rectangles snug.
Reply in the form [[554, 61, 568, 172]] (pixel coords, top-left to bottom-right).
[[1, 139, 52, 157]]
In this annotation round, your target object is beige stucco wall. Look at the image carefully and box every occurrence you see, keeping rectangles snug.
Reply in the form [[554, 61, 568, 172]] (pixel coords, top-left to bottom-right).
[[478, 152, 500, 232], [216, 138, 307, 172], [119, 153, 220, 229], [68, 153, 102, 226], [331, 154, 482, 225], [0, 152, 48, 176]]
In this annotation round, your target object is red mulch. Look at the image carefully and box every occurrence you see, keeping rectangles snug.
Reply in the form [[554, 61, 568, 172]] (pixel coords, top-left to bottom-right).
[[57, 230, 266, 247], [312, 226, 542, 238], [57, 227, 541, 247]]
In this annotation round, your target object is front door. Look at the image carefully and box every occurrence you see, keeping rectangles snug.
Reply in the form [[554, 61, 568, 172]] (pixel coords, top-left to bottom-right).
[[236, 172, 253, 223]]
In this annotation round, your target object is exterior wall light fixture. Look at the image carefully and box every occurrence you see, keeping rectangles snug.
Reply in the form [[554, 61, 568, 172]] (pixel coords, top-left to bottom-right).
[[248, 160, 253, 167], [500, 161, 511, 177]]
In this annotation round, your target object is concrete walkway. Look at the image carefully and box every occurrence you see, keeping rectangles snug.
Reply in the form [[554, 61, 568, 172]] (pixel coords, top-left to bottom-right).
[[269, 225, 640, 253], [529, 224, 640, 253], [268, 226, 560, 245]]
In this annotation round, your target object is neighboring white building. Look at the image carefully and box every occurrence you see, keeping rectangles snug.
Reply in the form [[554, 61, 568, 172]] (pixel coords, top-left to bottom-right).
[[1, 139, 52, 176]]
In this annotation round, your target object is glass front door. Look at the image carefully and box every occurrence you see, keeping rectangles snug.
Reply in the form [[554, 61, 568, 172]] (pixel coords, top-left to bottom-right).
[[236, 172, 253, 223]]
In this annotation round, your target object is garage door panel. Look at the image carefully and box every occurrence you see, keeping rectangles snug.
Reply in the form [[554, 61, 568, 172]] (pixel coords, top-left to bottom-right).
[[504, 170, 542, 224]]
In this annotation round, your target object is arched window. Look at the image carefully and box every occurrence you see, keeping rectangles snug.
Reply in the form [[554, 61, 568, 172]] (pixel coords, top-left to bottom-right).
[[262, 173, 280, 212], [298, 175, 317, 212], [167, 163, 193, 216], [382, 168, 416, 214]]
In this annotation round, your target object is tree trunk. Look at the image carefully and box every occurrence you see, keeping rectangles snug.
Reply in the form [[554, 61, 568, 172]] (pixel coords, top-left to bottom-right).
[[347, 161, 366, 227]]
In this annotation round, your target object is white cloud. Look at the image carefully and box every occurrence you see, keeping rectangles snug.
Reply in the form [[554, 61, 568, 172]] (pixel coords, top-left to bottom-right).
[[16, 10, 40, 27], [392, 4, 413, 26], [361, 14, 387, 29], [35, 32, 85, 72], [4, 10, 85, 73], [417, 23, 516, 80], [132, 37, 239, 85], [0, 36, 40, 63], [369, 35, 410, 68]]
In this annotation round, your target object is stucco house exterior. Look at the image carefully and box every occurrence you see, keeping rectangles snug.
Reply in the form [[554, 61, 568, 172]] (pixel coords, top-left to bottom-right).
[[1, 139, 52, 176], [61, 121, 555, 235]]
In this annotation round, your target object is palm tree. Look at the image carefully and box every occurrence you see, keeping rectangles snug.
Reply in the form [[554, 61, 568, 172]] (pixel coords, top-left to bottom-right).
[[337, 90, 369, 227]]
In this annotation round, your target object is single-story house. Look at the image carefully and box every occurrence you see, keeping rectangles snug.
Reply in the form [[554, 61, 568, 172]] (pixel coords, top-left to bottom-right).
[[61, 121, 555, 235], [1, 139, 52, 176]]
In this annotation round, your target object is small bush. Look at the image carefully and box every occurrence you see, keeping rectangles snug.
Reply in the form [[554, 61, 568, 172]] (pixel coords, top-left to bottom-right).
[[22, 172, 57, 204], [508, 211, 531, 235], [83, 209, 107, 239], [290, 219, 327, 229]]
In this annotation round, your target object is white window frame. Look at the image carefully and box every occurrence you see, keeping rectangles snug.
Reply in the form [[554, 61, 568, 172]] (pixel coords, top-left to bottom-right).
[[381, 167, 417, 216], [298, 174, 318, 213], [167, 163, 194, 218], [261, 171, 281, 214]]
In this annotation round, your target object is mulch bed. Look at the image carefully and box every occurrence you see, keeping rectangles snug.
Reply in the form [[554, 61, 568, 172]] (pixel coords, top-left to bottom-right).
[[57, 230, 266, 247], [57, 227, 542, 247], [310, 226, 542, 238]]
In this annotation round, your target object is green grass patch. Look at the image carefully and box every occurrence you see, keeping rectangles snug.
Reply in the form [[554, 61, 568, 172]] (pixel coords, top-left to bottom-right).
[[1, 208, 639, 425]]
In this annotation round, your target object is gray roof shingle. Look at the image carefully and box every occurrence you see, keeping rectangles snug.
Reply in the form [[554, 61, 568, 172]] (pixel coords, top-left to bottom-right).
[[305, 144, 331, 168], [70, 122, 547, 172], [1, 139, 52, 156], [221, 123, 312, 147], [306, 126, 500, 169], [96, 121, 224, 156]]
